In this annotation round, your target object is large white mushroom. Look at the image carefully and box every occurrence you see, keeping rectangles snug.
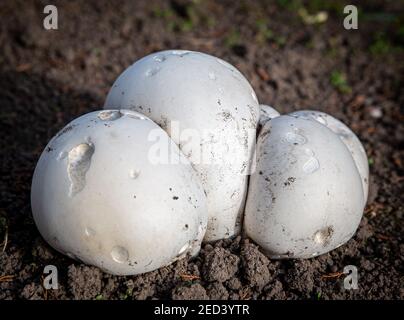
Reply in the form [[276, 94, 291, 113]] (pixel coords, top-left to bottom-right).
[[104, 50, 260, 242], [289, 110, 369, 203], [31, 110, 208, 275], [244, 115, 365, 259]]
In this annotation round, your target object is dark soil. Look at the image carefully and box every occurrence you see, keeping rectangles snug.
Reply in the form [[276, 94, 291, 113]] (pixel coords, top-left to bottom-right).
[[0, 0, 403, 300]]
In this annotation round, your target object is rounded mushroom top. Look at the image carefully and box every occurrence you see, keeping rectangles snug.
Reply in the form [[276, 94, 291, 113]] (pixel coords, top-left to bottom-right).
[[289, 110, 369, 203], [31, 109, 208, 275], [245, 115, 365, 258], [104, 50, 259, 135]]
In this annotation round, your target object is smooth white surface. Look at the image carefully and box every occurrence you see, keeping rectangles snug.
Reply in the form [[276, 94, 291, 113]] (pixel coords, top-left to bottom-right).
[[244, 115, 365, 259], [104, 50, 260, 241], [289, 110, 369, 203], [31, 110, 208, 275]]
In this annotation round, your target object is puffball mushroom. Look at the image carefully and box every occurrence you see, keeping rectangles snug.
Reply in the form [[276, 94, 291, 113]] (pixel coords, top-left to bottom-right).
[[244, 115, 365, 259], [31, 109, 208, 275], [289, 110, 369, 203], [104, 50, 259, 242]]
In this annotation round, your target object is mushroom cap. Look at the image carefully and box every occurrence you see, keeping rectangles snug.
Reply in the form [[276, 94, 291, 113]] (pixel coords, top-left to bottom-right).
[[289, 110, 369, 204], [244, 115, 364, 259], [31, 109, 208, 275]]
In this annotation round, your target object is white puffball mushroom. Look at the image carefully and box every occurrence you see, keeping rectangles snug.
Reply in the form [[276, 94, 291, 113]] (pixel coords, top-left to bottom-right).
[[104, 50, 259, 242], [259, 104, 280, 127], [289, 110, 369, 203], [31, 109, 208, 275], [244, 115, 365, 259]]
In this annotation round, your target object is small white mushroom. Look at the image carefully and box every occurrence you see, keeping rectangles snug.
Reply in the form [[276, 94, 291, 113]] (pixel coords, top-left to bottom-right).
[[104, 50, 260, 242], [31, 110, 208, 275], [289, 110, 369, 203], [244, 115, 365, 259]]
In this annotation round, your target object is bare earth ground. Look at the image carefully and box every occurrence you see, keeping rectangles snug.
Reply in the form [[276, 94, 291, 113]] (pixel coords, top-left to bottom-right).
[[0, 0, 403, 300]]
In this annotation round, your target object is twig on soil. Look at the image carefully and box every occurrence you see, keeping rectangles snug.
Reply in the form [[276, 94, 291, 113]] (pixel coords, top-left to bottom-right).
[[321, 272, 344, 279], [0, 275, 14, 282], [375, 233, 392, 241], [364, 203, 384, 217], [349, 95, 365, 110], [392, 154, 402, 168], [180, 274, 200, 281], [1, 227, 8, 253], [239, 288, 251, 300], [366, 127, 376, 134], [256, 66, 270, 82], [16, 63, 32, 72]]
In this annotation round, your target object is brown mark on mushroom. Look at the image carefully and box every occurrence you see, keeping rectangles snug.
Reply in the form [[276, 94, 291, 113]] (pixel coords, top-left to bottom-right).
[[313, 226, 334, 247], [98, 110, 122, 121]]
